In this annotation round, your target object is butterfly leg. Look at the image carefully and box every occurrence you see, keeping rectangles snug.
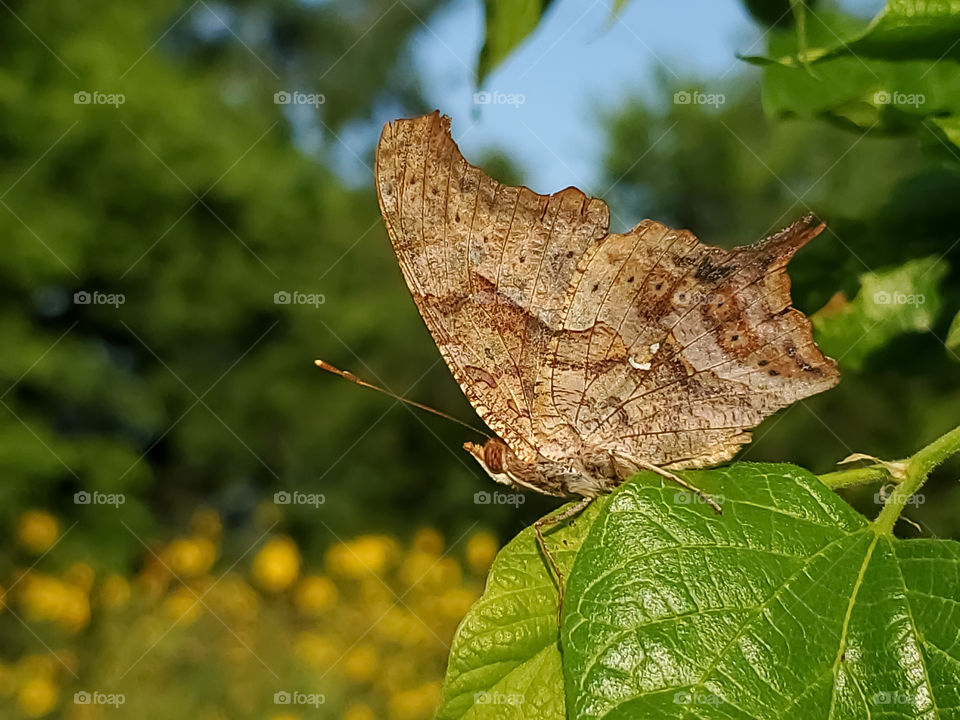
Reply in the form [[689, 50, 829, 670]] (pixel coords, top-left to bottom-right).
[[534, 496, 593, 625], [633, 458, 722, 514]]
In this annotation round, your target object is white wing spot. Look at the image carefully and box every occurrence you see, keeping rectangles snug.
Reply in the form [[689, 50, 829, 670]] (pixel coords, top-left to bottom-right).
[[649, 342, 660, 354], [629, 356, 651, 371]]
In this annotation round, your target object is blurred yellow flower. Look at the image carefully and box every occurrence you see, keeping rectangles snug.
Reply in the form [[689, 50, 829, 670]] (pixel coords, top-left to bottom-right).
[[439, 587, 477, 619], [389, 681, 441, 720], [19, 575, 90, 633], [64, 562, 95, 592], [100, 574, 131, 610], [343, 702, 377, 720], [252, 536, 300, 592], [400, 553, 461, 590], [342, 644, 378, 683], [293, 631, 339, 668], [326, 535, 398, 579], [207, 574, 259, 622], [294, 575, 338, 615], [190, 508, 222, 541], [163, 586, 201, 624], [411, 528, 444, 555], [17, 676, 58, 718], [465, 530, 499, 574], [16, 510, 59, 555], [0, 662, 14, 697], [163, 537, 217, 578]]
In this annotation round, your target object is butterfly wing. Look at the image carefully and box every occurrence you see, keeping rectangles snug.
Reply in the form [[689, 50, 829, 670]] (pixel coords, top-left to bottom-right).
[[375, 111, 609, 461], [535, 215, 840, 469]]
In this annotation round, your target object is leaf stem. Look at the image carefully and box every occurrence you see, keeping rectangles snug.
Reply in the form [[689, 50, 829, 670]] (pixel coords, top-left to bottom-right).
[[873, 423, 960, 535], [819, 466, 890, 489]]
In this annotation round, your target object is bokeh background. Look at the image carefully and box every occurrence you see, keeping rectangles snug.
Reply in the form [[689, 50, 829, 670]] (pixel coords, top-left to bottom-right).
[[2, 0, 959, 717]]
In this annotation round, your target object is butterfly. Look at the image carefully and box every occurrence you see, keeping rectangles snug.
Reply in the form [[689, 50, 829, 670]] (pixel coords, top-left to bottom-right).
[[345, 110, 839, 596]]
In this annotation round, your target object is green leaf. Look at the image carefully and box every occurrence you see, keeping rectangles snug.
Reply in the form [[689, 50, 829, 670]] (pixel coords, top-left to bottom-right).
[[947, 309, 960, 361], [811, 255, 947, 370], [744, 7, 960, 135], [437, 498, 605, 720], [478, 0, 554, 84], [561, 464, 960, 719]]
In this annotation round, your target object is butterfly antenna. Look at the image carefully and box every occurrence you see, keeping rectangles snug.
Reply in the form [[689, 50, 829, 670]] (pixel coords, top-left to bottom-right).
[[315, 360, 491, 438]]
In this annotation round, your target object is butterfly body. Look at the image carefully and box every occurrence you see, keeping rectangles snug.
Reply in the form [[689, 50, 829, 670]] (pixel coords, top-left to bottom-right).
[[375, 111, 840, 500]]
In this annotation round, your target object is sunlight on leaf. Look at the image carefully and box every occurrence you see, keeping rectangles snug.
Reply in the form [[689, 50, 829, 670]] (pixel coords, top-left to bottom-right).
[[478, 0, 554, 84]]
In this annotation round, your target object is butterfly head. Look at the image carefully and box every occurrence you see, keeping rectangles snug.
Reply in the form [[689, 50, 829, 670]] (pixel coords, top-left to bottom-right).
[[463, 439, 516, 487]]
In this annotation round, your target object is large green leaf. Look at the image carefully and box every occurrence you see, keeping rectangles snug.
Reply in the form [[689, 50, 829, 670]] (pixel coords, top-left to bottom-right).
[[477, 0, 555, 84], [437, 498, 605, 720], [562, 464, 960, 719], [811, 256, 947, 370]]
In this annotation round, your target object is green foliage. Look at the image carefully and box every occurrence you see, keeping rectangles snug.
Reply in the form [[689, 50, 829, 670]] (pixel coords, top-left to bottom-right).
[[812, 256, 948, 371], [441, 461, 960, 720], [948, 310, 960, 359], [477, 0, 554, 83]]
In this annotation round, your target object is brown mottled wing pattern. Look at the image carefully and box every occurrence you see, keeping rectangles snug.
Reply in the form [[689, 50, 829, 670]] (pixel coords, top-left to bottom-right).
[[375, 111, 609, 461], [535, 216, 840, 469]]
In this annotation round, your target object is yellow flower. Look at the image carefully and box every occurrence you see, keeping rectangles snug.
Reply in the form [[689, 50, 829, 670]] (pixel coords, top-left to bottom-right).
[[465, 530, 499, 573], [64, 562, 95, 592], [411, 528, 444, 555], [439, 587, 477, 619], [326, 535, 398, 578], [207, 574, 259, 622], [163, 586, 202, 624], [19, 575, 90, 633], [294, 575, 338, 615], [293, 631, 339, 668], [342, 644, 378, 683], [0, 661, 14, 697], [389, 682, 441, 720], [163, 537, 217, 578], [252, 536, 300, 592], [17, 676, 58, 718], [100, 574, 131, 610], [343, 702, 377, 720], [16, 510, 59, 555], [190, 508, 222, 541]]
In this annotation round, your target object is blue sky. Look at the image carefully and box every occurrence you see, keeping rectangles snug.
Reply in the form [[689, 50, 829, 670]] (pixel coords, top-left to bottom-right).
[[330, 0, 884, 193]]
